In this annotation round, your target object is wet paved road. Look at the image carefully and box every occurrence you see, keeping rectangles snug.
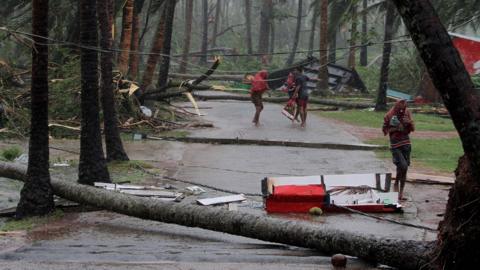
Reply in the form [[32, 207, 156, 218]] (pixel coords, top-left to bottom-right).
[[0, 98, 445, 269]]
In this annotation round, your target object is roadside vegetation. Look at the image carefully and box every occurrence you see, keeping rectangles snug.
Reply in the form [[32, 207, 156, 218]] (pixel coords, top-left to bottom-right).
[[317, 109, 461, 173]]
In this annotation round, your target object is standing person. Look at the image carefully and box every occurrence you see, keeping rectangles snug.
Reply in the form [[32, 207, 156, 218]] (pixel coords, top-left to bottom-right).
[[292, 67, 309, 127], [250, 70, 269, 126], [382, 100, 415, 200]]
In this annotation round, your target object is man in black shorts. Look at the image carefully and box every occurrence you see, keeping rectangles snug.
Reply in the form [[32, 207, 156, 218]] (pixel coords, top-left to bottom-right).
[[292, 67, 309, 127]]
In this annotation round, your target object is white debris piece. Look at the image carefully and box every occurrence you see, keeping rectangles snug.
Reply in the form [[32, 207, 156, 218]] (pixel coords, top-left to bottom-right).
[[197, 194, 246, 206]]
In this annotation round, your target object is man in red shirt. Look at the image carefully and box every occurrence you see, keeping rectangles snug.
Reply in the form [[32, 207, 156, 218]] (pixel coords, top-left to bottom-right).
[[250, 70, 269, 126], [383, 100, 415, 200]]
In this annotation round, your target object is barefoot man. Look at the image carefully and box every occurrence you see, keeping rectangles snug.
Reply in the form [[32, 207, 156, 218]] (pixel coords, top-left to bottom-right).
[[250, 70, 269, 126], [382, 100, 415, 200]]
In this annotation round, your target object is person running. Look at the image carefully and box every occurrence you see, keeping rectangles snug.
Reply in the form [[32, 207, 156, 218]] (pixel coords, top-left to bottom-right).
[[291, 67, 309, 127], [382, 100, 415, 200], [250, 70, 269, 126]]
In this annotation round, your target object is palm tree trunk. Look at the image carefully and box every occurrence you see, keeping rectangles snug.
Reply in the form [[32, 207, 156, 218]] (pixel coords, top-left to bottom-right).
[[200, 0, 209, 65], [16, 0, 54, 218], [392, 0, 480, 268], [78, 0, 111, 185], [258, 0, 273, 56], [348, 6, 357, 69], [359, 0, 368, 66], [286, 0, 303, 66], [328, 28, 337, 63], [211, 0, 221, 48], [98, 0, 129, 162], [308, 6, 319, 57], [140, 8, 166, 91], [244, 0, 253, 55], [179, 0, 194, 73], [128, 0, 146, 81], [374, 1, 395, 111], [316, 0, 329, 94], [117, 0, 134, 77], [157, 0, 177, 88]]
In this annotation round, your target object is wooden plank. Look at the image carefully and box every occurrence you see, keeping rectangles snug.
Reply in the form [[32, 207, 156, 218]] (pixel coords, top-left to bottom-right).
[[197, 194, 246, 206]]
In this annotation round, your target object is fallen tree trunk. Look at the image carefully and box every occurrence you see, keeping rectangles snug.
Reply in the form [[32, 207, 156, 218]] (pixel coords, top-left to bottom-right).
[[193, 93, 376, 109], [169, 72, 244, 82], [0, 161, 433, 270]]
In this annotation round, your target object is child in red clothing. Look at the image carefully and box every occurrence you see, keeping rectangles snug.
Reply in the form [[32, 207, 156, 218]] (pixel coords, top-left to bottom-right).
[[250, 70, 269, 126]]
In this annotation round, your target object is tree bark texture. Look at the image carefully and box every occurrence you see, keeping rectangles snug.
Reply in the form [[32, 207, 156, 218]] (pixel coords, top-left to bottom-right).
[[392, 0, 480, 269], [244, 0, 253, 55], [374, 1, 395, 112], [211, 0, 221, 48], [79, 0, 111, 185], [98, 0, 129, 162], [117, 0, 134, 77], [348, 6, 358, 69], [200, 0, 209, 65], [328, 29, 336, 64], [16, 0, 55, 218], [0, 160, 433, 270], [308, 5, 319, 57], [316, 0, 329, 94], [128, 0, 145, 81], [179, 0, 193, 73], [156, 0, 177, 89], [286, 0, 303, 66], [141, 8, 166, 91], [258, 0, 273, 56], [359, 0, 368, 66]]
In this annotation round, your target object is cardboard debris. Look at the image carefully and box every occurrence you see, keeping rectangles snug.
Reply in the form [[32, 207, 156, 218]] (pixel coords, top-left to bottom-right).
[[197, 194, 246, 206]]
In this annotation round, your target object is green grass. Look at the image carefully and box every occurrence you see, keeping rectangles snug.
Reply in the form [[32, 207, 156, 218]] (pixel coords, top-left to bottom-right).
[[318, 110, 455, 132], [1, 210, 64, 231], [368, 137, 463, 173], [0, 145, 23, 161], [107, 160, 163, 184]]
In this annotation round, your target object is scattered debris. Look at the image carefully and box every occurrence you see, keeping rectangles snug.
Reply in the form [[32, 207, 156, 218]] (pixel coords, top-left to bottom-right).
[[197, 194, 246, 206], [309, 207, 323, 216], [94, 182, 183, 201], [262, 173, 402, 213], [139, 106, 152, 117], [185, 186, 206, 195], [52, 162, 70, 167], [14, 154, 28, 164]]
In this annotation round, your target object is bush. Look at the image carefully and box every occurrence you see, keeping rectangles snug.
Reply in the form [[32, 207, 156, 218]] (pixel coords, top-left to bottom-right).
[[1, 145, 22, 161]]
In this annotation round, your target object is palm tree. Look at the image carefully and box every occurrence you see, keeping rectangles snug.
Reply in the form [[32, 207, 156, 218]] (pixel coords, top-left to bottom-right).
[[374, 0, 395, 111], [157, 0, 177, 88], [286, 0, 303, 66], [200, 0, 208, 65], [244, 0, 253, 55], [179, 0, 194, 73], [78, 0, 111, 185], [140, 4, 166, 92], [316, 0, 329, 94], [392, 0, 480, 268], [117, 0, 134, 77], [258, 0, 273, 57], [128, 0, 146, 81], [98, 0, 129, 162], [211, 0, 221, 48], [359, 0, 368, 66], [16, 0, 54, 218]]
